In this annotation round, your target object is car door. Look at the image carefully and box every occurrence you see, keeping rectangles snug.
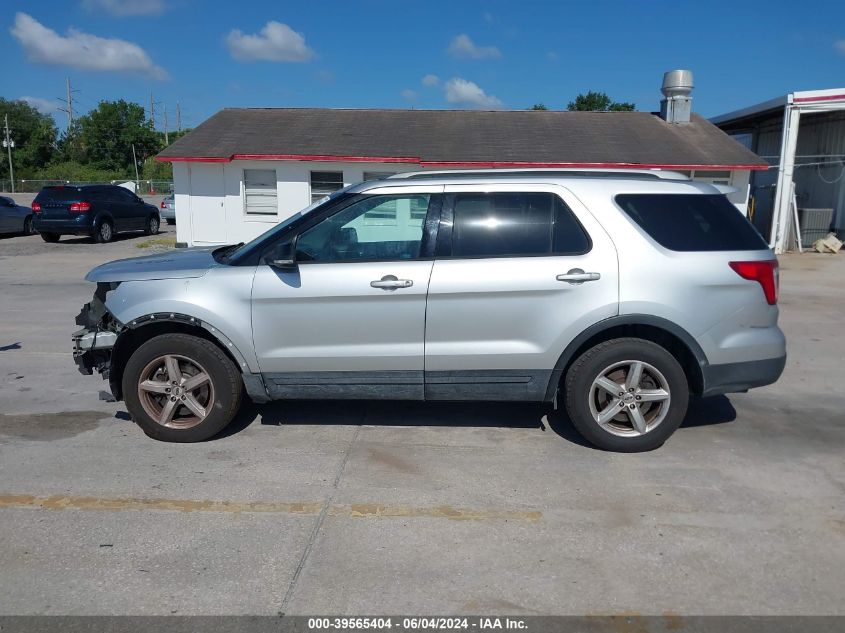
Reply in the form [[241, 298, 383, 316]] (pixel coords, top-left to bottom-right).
[[0, 197, 15, 233], [251, 185, 442, 399], [115, 188, 146, 230], [424, 183, 619, 401]]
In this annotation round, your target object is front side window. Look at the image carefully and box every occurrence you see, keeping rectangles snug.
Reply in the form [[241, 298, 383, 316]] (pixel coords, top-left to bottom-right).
[[310, 171, 344, 203], [451, 192, 590, 257], [296, 194, 431, 263], [244, 169, 278, 216]]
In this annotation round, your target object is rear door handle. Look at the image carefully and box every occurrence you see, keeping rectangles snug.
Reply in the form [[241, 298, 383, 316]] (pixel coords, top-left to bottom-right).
[[556, 268, 601, 284], [371, 275, 413, 290]]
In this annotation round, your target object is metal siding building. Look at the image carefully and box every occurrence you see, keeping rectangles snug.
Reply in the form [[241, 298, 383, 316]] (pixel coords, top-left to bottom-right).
[[713, 90, 845, 251]]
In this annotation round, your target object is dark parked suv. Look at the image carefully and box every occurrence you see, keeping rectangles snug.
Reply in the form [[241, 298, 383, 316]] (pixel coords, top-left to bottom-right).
[[32, 185, 160, 243]]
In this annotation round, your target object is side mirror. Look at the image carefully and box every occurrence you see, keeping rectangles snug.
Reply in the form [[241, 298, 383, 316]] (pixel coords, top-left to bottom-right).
[[269, 239, 297, 270]]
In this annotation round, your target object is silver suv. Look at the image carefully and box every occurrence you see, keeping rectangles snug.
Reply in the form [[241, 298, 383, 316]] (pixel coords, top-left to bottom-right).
[[73, 170, 786, 452]]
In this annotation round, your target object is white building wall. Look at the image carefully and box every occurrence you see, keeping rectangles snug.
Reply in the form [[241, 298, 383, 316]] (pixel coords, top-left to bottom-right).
[[172, 161, 754, 246], [174, 160, 419, 247]]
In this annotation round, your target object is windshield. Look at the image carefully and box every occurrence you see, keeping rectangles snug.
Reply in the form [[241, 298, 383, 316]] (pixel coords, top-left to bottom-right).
[[223, 185, 354, 263]]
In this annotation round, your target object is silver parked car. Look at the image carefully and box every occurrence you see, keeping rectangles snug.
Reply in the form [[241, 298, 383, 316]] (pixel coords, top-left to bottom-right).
[[0, 195, 36, 235], [159, 194, 175, 224], [73, 170, 785, 451]]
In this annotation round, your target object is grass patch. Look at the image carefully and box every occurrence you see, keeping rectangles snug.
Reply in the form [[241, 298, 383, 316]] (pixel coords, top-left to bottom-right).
[[136, 236, 177, 249]]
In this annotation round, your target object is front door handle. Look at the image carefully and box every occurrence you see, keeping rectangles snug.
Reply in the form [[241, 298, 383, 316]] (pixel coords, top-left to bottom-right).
[[370, 275, 413, 290], [556, 268, 601, 284]]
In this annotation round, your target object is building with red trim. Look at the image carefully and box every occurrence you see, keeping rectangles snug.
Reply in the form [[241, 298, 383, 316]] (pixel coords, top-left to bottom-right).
[[156, 106, 766, 247]]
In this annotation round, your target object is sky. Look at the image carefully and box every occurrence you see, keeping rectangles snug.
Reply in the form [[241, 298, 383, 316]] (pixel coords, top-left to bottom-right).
[[3, 0, 845, 132]]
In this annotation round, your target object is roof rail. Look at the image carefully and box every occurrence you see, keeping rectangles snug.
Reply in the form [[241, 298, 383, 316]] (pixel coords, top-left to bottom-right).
[[387, 168, 690, 181]]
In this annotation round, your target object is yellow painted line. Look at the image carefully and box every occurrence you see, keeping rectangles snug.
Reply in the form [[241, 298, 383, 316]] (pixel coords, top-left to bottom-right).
[[0, 494, 541, 523], [330, 503, 542, 522]]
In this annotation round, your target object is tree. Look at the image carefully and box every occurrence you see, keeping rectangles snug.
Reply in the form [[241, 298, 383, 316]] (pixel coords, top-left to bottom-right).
[[0, 98, 58, 180], [567, 91, 635, 112], [76, 100, 162, 175], [529, 103, 548, 110]]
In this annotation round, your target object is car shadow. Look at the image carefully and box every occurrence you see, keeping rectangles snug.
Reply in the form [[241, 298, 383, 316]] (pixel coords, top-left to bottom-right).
[[211, 394, 737, 445]]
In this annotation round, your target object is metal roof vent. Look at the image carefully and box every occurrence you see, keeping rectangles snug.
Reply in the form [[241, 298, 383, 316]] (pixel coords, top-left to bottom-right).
[[660, 69, 694, 123]]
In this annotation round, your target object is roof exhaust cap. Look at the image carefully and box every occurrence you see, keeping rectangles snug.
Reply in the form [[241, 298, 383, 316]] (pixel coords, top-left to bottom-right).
[[660, 69, 694, 124]]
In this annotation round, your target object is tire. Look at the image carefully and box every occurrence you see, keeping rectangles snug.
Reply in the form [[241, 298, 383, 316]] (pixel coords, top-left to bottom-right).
[[94, 219, 113, 243], [122, 333, 242, 442], [40, 232, 60, 243], [564, 338, 689, 452], [166, 219, 176, 225], [144, 214, 160, 236], [23, 216, 35, 235]]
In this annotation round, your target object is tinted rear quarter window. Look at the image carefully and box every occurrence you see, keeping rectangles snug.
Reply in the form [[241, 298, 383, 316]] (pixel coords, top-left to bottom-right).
[[615, 194, 768, 251], [451, 192, 590, 257]]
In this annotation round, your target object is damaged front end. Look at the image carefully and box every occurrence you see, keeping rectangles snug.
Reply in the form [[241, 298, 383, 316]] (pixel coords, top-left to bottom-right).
[[72, 282, 122, 381]]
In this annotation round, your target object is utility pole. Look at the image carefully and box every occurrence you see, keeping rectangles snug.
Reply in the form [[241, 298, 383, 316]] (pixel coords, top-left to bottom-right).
[[58, 77, 77, 128], [131, 143, 140, 189], [149, 92, 155, 130], [163, 106, 169, 144], [3, 114, 15, 194], [176, 102, 182, 132]]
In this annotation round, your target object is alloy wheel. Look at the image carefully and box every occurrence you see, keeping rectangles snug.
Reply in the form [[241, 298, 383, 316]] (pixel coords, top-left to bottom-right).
[[137, 354, 215, 429], [588, 360, 671, 437]]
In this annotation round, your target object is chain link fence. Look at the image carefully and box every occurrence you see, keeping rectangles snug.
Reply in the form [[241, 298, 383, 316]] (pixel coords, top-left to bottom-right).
[[0, 179, 173, 195]]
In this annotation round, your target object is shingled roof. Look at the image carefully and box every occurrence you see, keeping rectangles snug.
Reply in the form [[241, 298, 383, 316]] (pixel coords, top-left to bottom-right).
[[156, 108, 767, 170]]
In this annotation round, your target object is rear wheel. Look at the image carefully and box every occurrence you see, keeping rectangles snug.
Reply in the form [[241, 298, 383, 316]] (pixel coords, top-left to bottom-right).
[[23, 216, 35, 235], [40, 232, 60, 243], [144, 214, 160, 235], [94, 220, 113, 243], [166, 219, 176, 225], [564, 338, 689, 452], [122, 333, 242, 442]]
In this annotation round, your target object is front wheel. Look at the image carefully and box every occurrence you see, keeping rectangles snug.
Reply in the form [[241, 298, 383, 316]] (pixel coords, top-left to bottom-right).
[[564, 338, 689, 452], [122, 333, 243, 442]]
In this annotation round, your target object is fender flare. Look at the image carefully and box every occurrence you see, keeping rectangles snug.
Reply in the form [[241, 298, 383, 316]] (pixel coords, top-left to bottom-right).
[[544, 314, 709, 401], [110, 312, 268, 402]]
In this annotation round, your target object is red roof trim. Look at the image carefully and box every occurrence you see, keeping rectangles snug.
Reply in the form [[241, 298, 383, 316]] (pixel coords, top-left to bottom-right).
[[793, 93, 845, 104], [156, 154, 766, 170]]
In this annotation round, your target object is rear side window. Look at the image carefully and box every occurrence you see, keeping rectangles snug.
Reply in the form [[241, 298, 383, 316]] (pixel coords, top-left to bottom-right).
[[616, 194, 768, 251], [451, 192, 590, 257]]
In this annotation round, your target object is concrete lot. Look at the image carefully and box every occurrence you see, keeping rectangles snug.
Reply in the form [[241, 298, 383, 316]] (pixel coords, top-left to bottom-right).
[[0, 228, 843, 616]]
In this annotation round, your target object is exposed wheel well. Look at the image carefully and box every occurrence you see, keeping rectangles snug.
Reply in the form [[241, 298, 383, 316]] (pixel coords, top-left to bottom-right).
[[109, 321, 241, 400], [558, 323, 704, 397]]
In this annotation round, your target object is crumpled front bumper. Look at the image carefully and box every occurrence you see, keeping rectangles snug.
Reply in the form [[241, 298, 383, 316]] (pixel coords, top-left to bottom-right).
[[72, 328, 118, 375], [72, 283, 122, 376]]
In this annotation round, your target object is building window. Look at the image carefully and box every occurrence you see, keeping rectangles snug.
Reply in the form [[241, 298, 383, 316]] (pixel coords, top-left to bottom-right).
[[243, 169, 278, 216], [310, 171, 344, 203]]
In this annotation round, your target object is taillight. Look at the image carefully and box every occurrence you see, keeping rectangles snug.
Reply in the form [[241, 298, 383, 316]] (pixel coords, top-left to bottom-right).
[[31, 202, 41, 213], [69, 201, 91, 213], [729, 260, 779, 305], [160, 200, 166, 208]]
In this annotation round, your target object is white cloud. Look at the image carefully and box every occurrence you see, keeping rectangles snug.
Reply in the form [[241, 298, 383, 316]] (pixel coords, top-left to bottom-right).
[[20, 96, 61, 114], [835, 40, 845, 55], [10, 12, 168, 79], [227, 21, 315, 62], [421, 74, 439, 87], [401, 89, 418, 102], [82, 0, 166, 16], [444, 77, 503, 109], [447, 34, 501, 60]]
